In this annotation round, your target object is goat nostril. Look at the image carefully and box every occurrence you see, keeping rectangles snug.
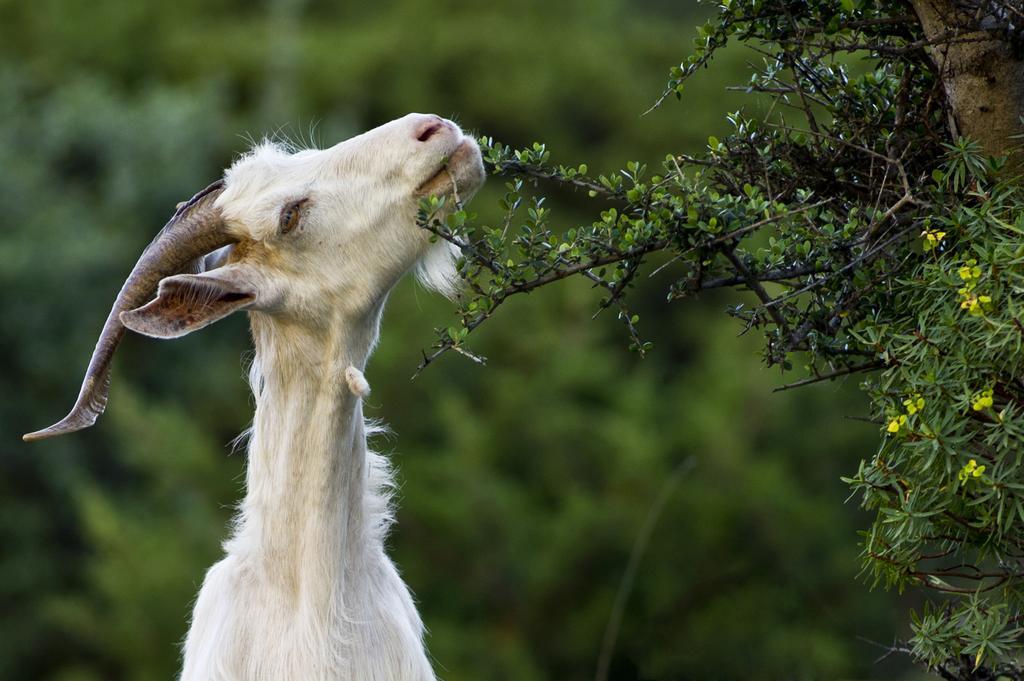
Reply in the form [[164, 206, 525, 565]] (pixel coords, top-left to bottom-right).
[[416, 121, 444, 143]]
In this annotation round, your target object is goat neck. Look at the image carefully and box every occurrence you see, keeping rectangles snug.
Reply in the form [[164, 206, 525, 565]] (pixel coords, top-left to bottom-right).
[[229, 304, 386, 589]]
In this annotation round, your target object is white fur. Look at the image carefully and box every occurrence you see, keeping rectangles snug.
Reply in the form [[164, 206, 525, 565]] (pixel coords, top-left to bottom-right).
[[177, 114, 485, 681]]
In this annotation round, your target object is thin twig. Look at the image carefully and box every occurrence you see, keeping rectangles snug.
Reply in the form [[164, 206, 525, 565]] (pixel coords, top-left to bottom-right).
[[772, 360, 886, 392], [722, 248, 790, 331], [594, 458, 697, 681]]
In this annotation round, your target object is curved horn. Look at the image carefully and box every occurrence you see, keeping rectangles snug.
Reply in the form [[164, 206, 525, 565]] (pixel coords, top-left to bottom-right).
[[23, 179, 236, 442]]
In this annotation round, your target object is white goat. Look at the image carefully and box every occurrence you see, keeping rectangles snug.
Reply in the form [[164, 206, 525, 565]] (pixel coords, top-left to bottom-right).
[[24, 113, 486, 681]]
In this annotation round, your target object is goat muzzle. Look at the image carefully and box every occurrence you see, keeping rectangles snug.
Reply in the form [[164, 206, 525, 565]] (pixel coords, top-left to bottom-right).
[[23, 179, 237, 442]]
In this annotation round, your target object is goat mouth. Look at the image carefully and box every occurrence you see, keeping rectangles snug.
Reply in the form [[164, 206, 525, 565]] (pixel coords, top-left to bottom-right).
[[414, 138, 483, 197]]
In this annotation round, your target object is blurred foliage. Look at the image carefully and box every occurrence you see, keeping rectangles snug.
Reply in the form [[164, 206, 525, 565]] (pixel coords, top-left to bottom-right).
[[2, 1, 921, 679]]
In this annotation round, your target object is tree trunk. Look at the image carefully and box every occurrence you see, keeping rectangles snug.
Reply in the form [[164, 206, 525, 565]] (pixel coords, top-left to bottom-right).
[[911, 0, 1024, 161]]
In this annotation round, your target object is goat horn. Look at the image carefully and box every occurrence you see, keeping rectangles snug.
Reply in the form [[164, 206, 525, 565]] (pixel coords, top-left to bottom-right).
[[23, 179, 235, 442]]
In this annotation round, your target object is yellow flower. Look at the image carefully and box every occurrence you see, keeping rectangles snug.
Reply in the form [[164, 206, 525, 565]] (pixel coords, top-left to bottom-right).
[[921, 229, 946, 251], [960, 459, 975, 480], [958, 458, 987, 484], [903, 394, 925, 415], [958, 259, 982, 282], [886, 414, 907, 433], [960, 288, 992, 316], [972, 388, 994, 411]]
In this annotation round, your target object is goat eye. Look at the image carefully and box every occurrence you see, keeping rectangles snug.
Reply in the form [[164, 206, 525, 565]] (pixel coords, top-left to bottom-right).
[[279, 200, 305, 235]]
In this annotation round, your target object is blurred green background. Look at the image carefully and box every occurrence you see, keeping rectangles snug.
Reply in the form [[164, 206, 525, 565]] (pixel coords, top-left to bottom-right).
[[1, 1, 922, 679]]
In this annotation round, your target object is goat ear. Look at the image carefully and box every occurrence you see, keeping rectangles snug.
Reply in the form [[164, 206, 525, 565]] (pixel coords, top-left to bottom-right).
[[120, 271, 256, 339]]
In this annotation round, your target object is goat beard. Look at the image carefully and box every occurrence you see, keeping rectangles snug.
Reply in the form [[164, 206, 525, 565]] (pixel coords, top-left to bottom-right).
[[414, 239, 461, 300]]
